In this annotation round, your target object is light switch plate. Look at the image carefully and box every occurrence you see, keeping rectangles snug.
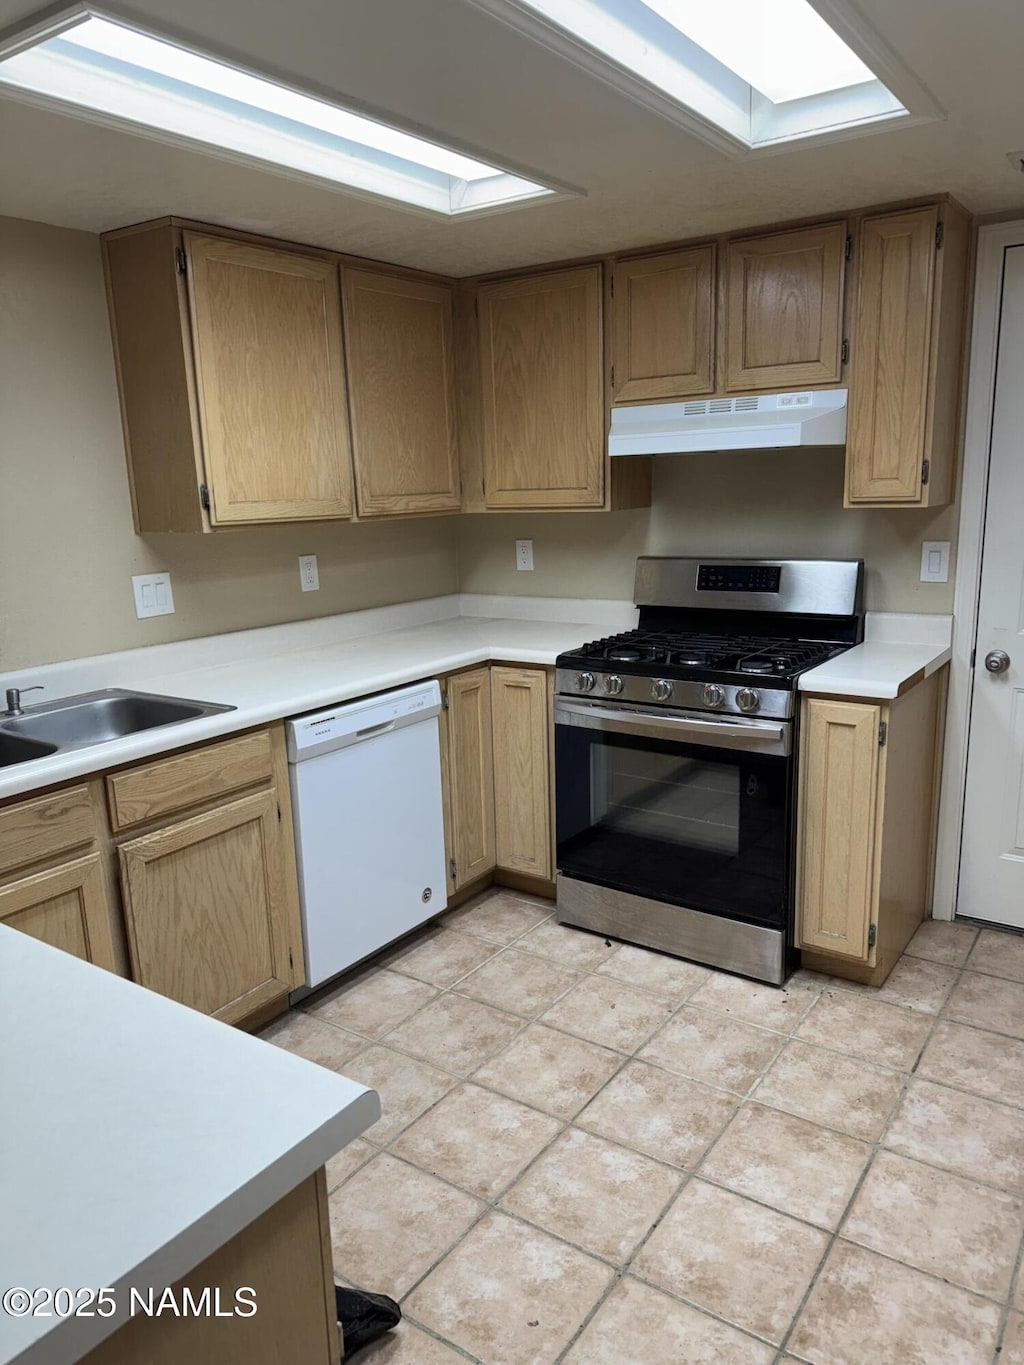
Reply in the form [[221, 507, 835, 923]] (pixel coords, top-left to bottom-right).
[[920, 540, 951, 583], [132, 572, 174, 619], [299, 554, 320, 592], [515, 539, 534, 571]]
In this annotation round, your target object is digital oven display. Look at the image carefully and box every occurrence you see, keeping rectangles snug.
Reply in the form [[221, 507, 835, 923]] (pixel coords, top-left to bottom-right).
[[696, 564, 782, 593]]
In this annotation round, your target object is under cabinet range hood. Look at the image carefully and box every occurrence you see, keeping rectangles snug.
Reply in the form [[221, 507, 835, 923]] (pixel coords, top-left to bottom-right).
[[608, 388, 848, 456]]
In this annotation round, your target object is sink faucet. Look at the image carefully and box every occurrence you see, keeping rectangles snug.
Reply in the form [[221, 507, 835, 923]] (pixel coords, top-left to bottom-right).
[[3, 686, 44, 717]]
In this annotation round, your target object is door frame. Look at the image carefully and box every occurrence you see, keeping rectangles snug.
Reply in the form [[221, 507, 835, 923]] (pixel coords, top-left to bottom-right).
[[933, 220, 1024, 920]]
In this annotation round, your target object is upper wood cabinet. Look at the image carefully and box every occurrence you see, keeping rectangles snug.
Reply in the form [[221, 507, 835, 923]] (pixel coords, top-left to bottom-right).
[[491, 667, 552, 880], [103, 221, 352, 531], [611, 246, 716, 402], [342, 268, 461, 517], [477, 266, 605, 508], [845, 202, 969, 508], [724, 222, 847, 391]]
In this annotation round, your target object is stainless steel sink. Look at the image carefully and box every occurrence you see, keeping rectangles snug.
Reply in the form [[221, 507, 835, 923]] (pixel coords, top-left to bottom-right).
[[0, 689, 236, 757]]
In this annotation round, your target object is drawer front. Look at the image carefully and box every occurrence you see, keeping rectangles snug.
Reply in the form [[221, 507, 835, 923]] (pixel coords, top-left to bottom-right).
[[0, 785, 96, 878], [107, 730, 275, 831]]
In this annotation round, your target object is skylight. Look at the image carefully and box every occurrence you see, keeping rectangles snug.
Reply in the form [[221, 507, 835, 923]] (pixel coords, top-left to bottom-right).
[[472, 0, 938, 154], [0, 8, 560, 215]]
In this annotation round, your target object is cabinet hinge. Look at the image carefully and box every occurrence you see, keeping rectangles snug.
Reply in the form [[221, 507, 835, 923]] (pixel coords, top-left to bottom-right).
[[449, 856, 457, 882], [441, 689, 449, 711], [921, 459, 930, 487], [867, 923, 877, 949], [935, 221, 945, 250], [845, 234, 852, 261], [199, 483, 210, 511], [841, 338, 850, 365], [878, 721, 888, 747], [175, 246, 187, 276], [277, 802, 282, 822], [610, 274, 615, 299], [288, 946, 294, 970], [610, 364, 616, 388]]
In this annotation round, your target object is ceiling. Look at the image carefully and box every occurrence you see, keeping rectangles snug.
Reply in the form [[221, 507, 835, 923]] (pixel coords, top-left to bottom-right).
[[0, 0, 1022, 277]]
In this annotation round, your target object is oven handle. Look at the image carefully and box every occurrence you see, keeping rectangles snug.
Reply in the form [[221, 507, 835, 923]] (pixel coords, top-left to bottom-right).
[[553, 698, 792, 756]]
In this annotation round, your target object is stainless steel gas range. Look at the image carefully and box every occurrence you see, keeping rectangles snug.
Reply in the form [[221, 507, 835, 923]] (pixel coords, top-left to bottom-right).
[[553, 557, 864, 986]]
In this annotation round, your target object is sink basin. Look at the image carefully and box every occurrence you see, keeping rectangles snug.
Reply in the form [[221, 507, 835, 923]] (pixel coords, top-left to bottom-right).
[[0, 689, 235, 755], [0, 732, 58, 767]]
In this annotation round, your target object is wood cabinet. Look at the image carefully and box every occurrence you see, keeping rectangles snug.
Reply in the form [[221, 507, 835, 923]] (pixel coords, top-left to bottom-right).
[[724, 222, 847, 391], [845, 201, 970, 507], [611, 246, 716, 402], [798, 673, 942, 985], [491, 667, 552, 879], [477, 266, 605, 508], [103, 221, 352, 531], [441, 668, 496, 893], [342, 267, 461, 517]]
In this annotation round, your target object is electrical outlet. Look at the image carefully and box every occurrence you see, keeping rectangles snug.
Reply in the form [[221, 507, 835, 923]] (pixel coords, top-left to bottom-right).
[[299, 555, 320, 592], [132, 572, 174, 619], [515, 539, 534, 572], [920, 541, 950, 583]]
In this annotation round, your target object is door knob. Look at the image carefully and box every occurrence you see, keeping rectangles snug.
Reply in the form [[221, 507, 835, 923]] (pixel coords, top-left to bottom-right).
[[985, 650, 1011, 674]]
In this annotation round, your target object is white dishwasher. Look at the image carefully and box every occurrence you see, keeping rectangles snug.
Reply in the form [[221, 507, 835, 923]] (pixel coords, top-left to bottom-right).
[[286, 680, 447, 990]]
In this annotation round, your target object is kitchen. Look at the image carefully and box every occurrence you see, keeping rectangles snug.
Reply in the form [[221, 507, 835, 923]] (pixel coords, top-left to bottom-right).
[[0, 1, 1022, 1363]]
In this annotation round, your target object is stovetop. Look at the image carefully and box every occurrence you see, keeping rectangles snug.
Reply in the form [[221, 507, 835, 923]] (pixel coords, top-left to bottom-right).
[[558, 629, 848, 687]]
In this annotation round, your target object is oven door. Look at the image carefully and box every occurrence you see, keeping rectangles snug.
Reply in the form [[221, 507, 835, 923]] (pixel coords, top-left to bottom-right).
[[554, 698, 794, 931]]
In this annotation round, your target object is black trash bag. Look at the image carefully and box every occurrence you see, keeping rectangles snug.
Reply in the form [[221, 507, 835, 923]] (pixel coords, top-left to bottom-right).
[[335, 1284, 402, 1360]]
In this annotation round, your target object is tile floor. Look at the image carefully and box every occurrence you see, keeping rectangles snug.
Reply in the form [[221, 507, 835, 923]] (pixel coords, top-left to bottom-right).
[[261, 891, 1024, 1365]]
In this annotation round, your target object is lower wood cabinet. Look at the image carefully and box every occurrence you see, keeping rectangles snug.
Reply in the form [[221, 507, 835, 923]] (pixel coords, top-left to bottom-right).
[[491, 667, 552, 878], [0, 852, 119, 970], [441, 668, 496, 894]]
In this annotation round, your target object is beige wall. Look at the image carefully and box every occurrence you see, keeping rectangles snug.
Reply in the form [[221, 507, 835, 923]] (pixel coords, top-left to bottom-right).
[[0, 217, 458, 671], [457, 450, 960, 613]]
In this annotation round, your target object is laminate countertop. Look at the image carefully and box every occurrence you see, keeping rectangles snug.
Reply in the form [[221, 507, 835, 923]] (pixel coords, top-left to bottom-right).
[[0, 926, 379, 1365]]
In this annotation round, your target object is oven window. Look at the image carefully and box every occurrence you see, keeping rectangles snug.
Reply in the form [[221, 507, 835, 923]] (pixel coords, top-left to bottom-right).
[[556, 727, 791, 929]]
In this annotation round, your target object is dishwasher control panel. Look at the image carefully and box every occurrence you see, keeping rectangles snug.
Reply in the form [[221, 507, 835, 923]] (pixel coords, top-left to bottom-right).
[[286, 680, 442, 761]]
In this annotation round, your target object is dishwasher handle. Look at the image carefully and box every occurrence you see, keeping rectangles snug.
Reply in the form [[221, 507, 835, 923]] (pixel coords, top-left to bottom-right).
[[355, 720, 397, 740]]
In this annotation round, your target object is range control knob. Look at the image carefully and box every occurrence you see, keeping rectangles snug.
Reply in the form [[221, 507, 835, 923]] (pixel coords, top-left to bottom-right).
[[576, 671, 596, 693], [736, 687, 761, 713], [702, 683, 725, 708], [651, 679, 673, 702], [605, 675, 624, 696]]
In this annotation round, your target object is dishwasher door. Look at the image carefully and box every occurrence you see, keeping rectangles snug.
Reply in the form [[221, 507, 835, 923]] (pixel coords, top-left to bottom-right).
[[287, 681, 447, 989]]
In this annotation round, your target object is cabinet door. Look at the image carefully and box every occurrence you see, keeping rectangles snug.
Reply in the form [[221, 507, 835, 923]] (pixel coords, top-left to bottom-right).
[[478, 266, 604, 508], [612, 246, 715, 402], [845, 207, 937, 504], [445, 669, 496, 889], [342, 268, 461, 517], [184, 233, 353, 524], [119, 790, 292, 1023], [0, 853, 118, 970], [491, 667, 552, 879], [798, 699, 882, 962], [725, 222, 846, 391]]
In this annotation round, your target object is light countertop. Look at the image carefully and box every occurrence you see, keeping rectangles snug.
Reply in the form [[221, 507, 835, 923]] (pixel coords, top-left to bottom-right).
[[0, 927, 380, 1365], [799, 611, 953, 700]]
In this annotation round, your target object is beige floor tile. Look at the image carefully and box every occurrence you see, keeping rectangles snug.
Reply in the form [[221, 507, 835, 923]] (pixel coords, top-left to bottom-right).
[[638, 1006, 783, 1094], [306, 969, 438, 1039], [328, 1153, 482, 1298], [794, 988, 933, 1070], [1003, 1313, 1024, 1365], [472, 1023, 624, 1118], [577, 1059, 736, 1168], [905, 919, 979, 967], [443, 891, 550, 944], [789, 1240, 1001, 1365], [501, 1126, 681, 1262], [457, 948, 580, 1016], [753, 1039, 904, 1141], [917, 1019, 1024, 1107], [844, 955, 958, 1014], [967, 928, 1024, 983], [324, 1137, 375, 1192], [406, 1209, 613, 1365], [633, 1179, 828, 1344], [563, 1274, 775, 1365], [383, 992, 523, 1074], [346, 1321, 468, 1363], [338, 1044, 457, 1143], [843, 1149, 1024, 1300], [884, 1078, 1024, 1193], [515, 917, 619, 970], [687, 971, 819, 1032], [596, 943, 710, 998], [946, 970, 1024, 1040], [391, 1082, 562, 1199], [259, 1010, 366, 1070], [700, 1102, 870, 1229], [540, 975, 672, 1052], [382, 926, 501, 987]]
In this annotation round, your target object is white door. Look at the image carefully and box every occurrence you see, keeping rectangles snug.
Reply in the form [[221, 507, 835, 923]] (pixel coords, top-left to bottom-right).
[[959, 243, 1024, 926]]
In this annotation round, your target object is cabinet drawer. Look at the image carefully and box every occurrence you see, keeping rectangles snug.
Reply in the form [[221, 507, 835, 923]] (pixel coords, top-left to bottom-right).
[[0, 785, 96, 879], [107, 730, 274, 831]]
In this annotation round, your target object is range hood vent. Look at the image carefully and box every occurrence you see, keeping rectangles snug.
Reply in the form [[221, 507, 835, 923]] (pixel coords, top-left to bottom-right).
[[609, 388, 848, 456]]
